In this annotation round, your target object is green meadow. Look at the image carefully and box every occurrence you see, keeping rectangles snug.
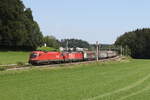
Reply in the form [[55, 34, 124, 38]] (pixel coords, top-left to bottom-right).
[[0, 51, 30, 65], [0, 59, 150, 100]]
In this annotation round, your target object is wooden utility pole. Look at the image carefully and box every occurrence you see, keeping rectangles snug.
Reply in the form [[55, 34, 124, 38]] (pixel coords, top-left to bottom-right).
[[66, 41, 68, 51], [125, 45, 128, 56], [99, 43, 101, 56], [121, 46, 123, 56], [96, 41, 99, 61]]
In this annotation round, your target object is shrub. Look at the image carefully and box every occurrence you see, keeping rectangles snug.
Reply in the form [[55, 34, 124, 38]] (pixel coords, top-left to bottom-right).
[[0, 66, 6, 71], [17, 61, 25, 66]]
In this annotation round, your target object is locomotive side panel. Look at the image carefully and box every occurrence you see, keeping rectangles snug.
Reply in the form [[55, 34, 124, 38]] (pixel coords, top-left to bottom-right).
[[29, 51, 65, 64], [68, 52, 84, 62]]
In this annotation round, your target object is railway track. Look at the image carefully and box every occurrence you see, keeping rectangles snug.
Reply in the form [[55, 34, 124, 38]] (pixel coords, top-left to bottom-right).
[[5, 56, 121, 71]]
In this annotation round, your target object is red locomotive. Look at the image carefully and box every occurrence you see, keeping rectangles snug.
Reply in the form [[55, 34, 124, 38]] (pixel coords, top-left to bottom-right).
[[29, 51, 84, 65], [68, 52, 84, 62]]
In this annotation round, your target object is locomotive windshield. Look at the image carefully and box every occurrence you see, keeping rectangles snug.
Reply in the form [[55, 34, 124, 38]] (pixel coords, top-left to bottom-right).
[[30, 53, 38, 58]]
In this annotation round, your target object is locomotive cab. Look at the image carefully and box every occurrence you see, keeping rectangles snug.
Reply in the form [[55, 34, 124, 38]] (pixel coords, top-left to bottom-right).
[[29, 51, 43, 58], [29, 51, 44, 65], [29, 51, 66, 65]]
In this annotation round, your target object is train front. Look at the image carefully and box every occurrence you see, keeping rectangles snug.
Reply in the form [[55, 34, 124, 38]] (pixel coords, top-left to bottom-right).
[[28, 51, 44, 65]]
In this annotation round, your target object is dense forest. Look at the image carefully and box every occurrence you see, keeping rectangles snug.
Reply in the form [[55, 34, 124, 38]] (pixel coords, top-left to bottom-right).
[[0, 0, 44, 50], [115, 28, 150, 58]]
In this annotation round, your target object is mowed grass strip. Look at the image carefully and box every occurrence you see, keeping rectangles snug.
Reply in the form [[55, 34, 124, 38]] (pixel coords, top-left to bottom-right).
[[0, 59, 150, 100], [0, 51, 30, 65]]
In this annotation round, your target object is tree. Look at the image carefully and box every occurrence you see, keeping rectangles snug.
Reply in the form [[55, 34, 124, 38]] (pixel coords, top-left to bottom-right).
[[60, 39, 90, 49], [115, 28, 150, 58], [0, 0, 43, 50], [43, 36, 60, 49]]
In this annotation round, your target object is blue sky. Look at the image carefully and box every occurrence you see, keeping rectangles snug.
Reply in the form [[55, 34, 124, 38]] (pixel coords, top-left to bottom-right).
[[22, 0, 150, 44]]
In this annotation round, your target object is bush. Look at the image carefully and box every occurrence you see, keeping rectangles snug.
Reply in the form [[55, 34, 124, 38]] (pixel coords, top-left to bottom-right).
[[17, 61, 25, 66], [37, 46, 59, 52], [0, 66, 6, 71]]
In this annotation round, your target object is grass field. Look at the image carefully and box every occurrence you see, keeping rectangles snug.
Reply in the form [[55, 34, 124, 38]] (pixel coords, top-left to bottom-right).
[[0, 59, 150, 100], [0, 51, 30, 65]]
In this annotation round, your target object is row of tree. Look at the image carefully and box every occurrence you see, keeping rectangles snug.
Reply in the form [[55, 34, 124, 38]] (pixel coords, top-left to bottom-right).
[[60, 39, 90, 49], [115, 28, 150, 58]]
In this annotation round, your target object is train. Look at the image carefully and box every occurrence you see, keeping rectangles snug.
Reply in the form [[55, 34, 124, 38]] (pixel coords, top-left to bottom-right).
[[29, 50, 118, 65]]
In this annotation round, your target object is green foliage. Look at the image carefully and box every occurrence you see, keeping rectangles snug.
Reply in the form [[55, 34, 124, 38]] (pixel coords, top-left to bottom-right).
[[1, 60, 150, 100], [37, 46, 59, 52], [43, 36, 60, 49], [17, 61, 25, 66], [0, 66, 6, 71], [60, 39, 90, 48], [0, 0, 43, 50], [115, 28, 150, 58]]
